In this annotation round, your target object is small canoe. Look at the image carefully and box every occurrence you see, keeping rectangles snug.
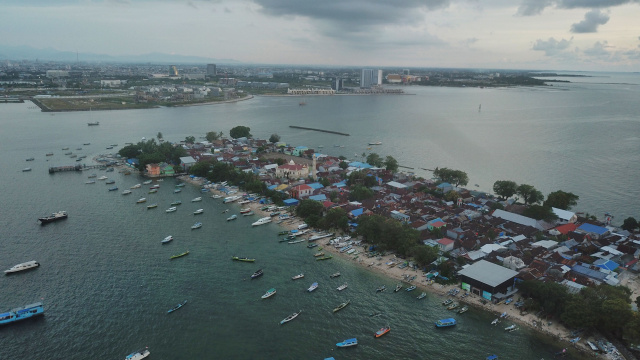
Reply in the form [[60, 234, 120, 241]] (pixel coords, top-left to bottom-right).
[[333, 299, 350, 313], [232, 256, 255, 262], [280, 310, 301, 325]]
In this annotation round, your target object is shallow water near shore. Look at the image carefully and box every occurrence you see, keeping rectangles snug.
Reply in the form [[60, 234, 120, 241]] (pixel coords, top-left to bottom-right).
[[2, 79, 633, 358]]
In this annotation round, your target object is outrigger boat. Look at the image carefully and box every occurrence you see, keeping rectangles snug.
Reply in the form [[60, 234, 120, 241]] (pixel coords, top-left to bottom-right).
[[417, 292, 427, 300], [333, 299, 350, 313], [337, 284, 348, 291], [279, 310, 301, 325], [330, 272, 341, 278], [167, 300, 187, 314], [251, 269, 263, 279], [394, 284, 402, 292], [406, 285, 417, 292]]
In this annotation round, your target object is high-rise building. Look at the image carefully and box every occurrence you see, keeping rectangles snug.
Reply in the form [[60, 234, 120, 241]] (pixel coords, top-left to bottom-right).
[[207, 64, 217, 76], [169, 65, 178, 76], [360, 69, 374, 88], [402, 69, 410, 75], [377, 70, 383, 85], [331, 78, 344, 91]]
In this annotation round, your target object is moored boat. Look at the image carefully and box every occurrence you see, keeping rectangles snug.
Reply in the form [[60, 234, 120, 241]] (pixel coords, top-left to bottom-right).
[[170, 200, 182, 206], [194, 209, 204, 215], [330, 272, 341, 278], [417, 292, 427, 300], [227, 214, 237, 221], [394, 284, 402, 292], [4, 260, 40, 275], [252, 217, 272, 226], [123, 348, 150, 360], [122, 190, 132, 195], [243, 211, 255, 216], [337, 283, 348, 291], [279, 310, 301, 325], [316, 255, 333, 261], [162, 236, 173, 244], [251, 269, 263, 279], [174, 189, 181, 193], [442, 298, 453, 306], [130, 184, 141, 189], [307, 282, 318, 292], [38, 210, 68, 224], [376, 285, 386, 293], [136, 198, 147, 203], [447, 302, 458, 310], [435, 318, 457, 328], [143, 180, 152, 185], [292, 273, 304, 280], [191, 222, 202, 229], [504, 324, 516, 332], [22, 167, 32, 172], [232, 256, 255, 262], [26, 157, 35, 161], [167, 300, 187, 314], [458, 306, 469, 314], [146, 203, 158, 209], [261, 288, 276, 299], [406, 285, 417, 292], [240, 208, 251, 214], [333, 299, 350, 312], [166, 207, 177, 213], [336, 338, 358, 348], [375, 326, 390, 338], [98, 175, 108, 180], [108, 186, 118, 191], [191, 197, 202, 202], [170, 251, 189, 259], [0, 302, 44, 325], [313, 252, 325, 257], [148, 189, 158, 194]]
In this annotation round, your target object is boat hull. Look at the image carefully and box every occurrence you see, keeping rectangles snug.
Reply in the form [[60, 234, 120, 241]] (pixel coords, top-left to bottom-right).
[[0, 303, 44, 325], [4, 261, 40, 274]]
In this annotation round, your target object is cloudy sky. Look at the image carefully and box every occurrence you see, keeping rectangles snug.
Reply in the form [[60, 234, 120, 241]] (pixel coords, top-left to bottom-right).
[[2, 0, 640, 71]]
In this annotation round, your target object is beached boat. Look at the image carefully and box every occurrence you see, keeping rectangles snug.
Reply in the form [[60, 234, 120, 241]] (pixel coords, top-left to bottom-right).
[[458, 306, 469, 314], [227, 214, 238, 221], [504, 324, 516, 332], [161, 236, 173, 244], [435, 318, 456, 328], [170, 200, 182, 206], [337, 283, 348, 291], [243, 211, 255, 216], [307, 282, 319, 292], [167, 300, 187, 314], [406, 285, 417, 292], [261, 288, 276, 299], [124, 348, 150, 360], [193, 209, 204, 215], [292, 273, 304, 280], [316, 255, 333, 261], [122, 190, 132, 195], [333, 299, 350, 313], [166, 207, 177, 213], [240, 208, 251, 214], [288, 238, 305, 244], [191, 222, 202, 229], [4, 260, 40, 275], [336, 338, 358, 348], [394, 284, 402, 292], [232, 256, 255, 262], [417, 292, 427, 300], [313, 252, 325, 257], [136, 198, 147, 203], [38, 210, 68, 224], [252, 217, 272, 226], [170, 251, 189, 260], [146, 203, 158, 209], [0, 302, 44, 325], [376, 285, 386, 293], [251, 269, 263, 279], [279, 310, 301, 325], [375, 326, 390, 338], [442, 298, 453, 306], [330, 272, 341, 278]]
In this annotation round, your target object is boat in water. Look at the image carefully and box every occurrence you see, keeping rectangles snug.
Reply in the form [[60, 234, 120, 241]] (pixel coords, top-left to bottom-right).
[[123, 348, 150, 360], [170, 251, 189, 260], [504, 324, 517, 332], [307, 282, 318, 292], [191, 222, 202, 229], [142, 180, 152, 185], [38, 210, 68, 224], [337, 284, 348, 291], [130, 184, 141, 189], [394, 284, 402, 292], [292, 273, 304, 280], [330, 272, 341, 278], [136, 198, 146, 203], [280, 310, 301, 325], [316, 255, 333, 261], [336, 338, 358, 348], [122, 190, 132, 195], [108, 186, 118, 191], [167, 300, 187, 314], [0, 302, 44, 325], [170, 201, 182, 206], [368, 141, 382, 145], [173, 189, 181, 193], [166, 207, 177, 213], [491, 318, 499, 325], [191, 197, 202, 202], [252, 217, 272, 226], [26, 157, 35, 161], [406, 285, 416, 292], [442, 298, 453, 306], [417, 292, 427, 300], [22, 167, 31, 172], [374, 326, 390, 338], [146, 204, 158, 209], [333, 299, 350, 313], [87, 121, 99, 126], [447, 302, 458, 310], [161, 236, 173, 244], [227, 214, 238, 221], [194, 209, 204, 215], [458, 306, 469, 314], [376, 285, 386, 293], [243, 211, 255, 216], [4, 260, 40, 275], [251, 269, 263, 279], [232, 256, 255, 262], [261, 288, 276, 299], [435, 318, 457, 328]]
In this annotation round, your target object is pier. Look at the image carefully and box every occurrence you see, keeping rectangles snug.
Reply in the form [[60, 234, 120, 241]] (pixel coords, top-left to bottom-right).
[[289, 126, 349, 136], [49, 164, 107, 174]]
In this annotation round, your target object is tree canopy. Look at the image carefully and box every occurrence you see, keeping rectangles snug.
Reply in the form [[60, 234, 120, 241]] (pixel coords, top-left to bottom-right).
[[366, 153, 384, 167], [269, 133, 280, 143], [516, 184, 544, 205], [544, 190, 579, 210], [185, 135, 196, 144], [622, 217, 638, 232], [433, 167, 469, 187], [523, 205, 557, 221], [384, 156, 399, 172], [356, 214, 421, 257], [493, 180, 518, 200], [206, 131, 223, 142], [349, 184, 374, 201], [118, 139, 186, 172], [230, 126, 252, 139]]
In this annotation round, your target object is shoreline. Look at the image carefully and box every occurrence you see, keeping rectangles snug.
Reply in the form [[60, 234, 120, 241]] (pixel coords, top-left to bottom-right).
[[177, 175, 600, 358]]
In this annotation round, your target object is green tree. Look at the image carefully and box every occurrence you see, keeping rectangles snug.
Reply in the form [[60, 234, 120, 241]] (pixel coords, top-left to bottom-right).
[[157, 132, 163, 140], [118, 144, 141, 159], [544, 190, 580, 210], [185, 136, 196, 144], [274, 158, 286, 166], [411, 245, 439, 267], [493, 180, 518, 200], [444, 190, 460, 202], [349, 184, 374, 201], [516, 184, 544, 205], [189, 160, 214, 177], [338, 161, 348, 170], [384, 156, 399, 172], [229, 126, 251, 139], [366, 153, 384, 167], [622, 217, 639, 232], [296, 199, 324, 218], [523, 205, 557, 221], [206, 131, 223, 142], [321, 208, 349, 232], [433, 167, 469, 187], [319, 177, 331, 187], [269, 133, 280, 143]]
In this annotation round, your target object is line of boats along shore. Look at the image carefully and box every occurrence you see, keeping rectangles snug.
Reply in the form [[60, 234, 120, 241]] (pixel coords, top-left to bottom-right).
[[8, 177, 513, 359]]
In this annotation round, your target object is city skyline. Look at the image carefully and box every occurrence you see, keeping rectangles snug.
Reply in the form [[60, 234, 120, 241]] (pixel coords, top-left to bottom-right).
[[2, 0, 640, 71]]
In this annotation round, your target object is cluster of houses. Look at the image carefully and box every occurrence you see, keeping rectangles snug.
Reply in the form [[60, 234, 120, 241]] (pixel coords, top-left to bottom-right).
[[134, 84, 234, 103], [144, 136, 639, 300]]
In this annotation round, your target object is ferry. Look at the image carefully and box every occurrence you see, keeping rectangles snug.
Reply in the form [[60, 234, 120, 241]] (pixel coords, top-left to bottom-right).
[[4, 260, 40, 274], [0, 302, 44, 325], [38, 210, 68, 224]]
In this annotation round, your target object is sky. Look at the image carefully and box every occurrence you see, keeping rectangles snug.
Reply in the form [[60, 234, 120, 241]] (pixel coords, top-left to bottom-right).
[[2, 0, 640, 71]]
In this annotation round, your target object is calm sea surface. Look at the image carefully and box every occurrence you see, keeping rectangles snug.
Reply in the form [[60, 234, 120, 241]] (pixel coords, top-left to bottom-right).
[[2, 72, 638, 359]]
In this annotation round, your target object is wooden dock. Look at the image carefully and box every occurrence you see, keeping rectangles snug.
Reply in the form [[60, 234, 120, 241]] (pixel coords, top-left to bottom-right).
[[289, 126, 349, 136], [49, 164, 107, 174]]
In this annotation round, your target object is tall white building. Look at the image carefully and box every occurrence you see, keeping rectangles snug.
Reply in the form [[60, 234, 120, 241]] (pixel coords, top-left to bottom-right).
[[377, 70, 383, 85], [360, 69, 375, 88]]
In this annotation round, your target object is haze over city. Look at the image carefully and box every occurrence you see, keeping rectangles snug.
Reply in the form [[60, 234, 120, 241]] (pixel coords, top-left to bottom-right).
[[2, 0, 640, 71]]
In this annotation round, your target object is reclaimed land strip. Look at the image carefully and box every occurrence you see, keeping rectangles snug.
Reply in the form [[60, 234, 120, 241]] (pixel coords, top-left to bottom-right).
[[289, 125, 349, 136]]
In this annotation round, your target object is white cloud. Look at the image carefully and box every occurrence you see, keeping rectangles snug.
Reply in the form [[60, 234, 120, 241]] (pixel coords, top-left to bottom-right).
[[570, 10, 610, 33], [532, 37, 573, 56]]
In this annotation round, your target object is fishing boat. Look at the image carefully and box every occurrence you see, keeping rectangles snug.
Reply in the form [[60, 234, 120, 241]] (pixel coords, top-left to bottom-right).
[[122, 190, 132, 195], [26, 157, 34, 161], [376, 285, 386, 293], [368, 141, 382, 145], [136, 198, 147, 203], [191, 222, 202, 229], [232, 256, 255, 262], [166, 207, 177, 213], [336, 338, 358, 348], [0, 302, 44, 325], [292, 273, 304, 280], [170, 200, 182, 206], [279, 310, 301, 325], [458, 306, 469, 314], [307, 243, 318, 248], [108, 186, 118, 191], [146, 203, 158, 209], [374, 326, 390, 338], [106, 179, 115, 184], [170, 251, 189, 260], [406, 285, 416, 292], [86, 180, 96, 185], [148, 189, 158, 194], [194, 209, 204, 215], [142, 180, 152, 185], [307, 282, 318, 292], [337, 283, 348, 291], [330, 272, 341, 278], [124, 348, 150, 360], [161, 236, 173, 244], [87, 121, 99, 126], [417, 292, 427, 300], [278, 230, 289, 236], [261, 288, 276, 299], [243, 211, 255, 216], [491, 318, 499, 325], [333, 299, 350, 313], [167, 300, 187, 314], [38, 210, 68, 224], [447, 302, 458, 310], [130, 184, 141, 189], [500, 312, 508, 318], [4, 260, 40, 275], [288, 238, 305, 244], [175, 183, 185, 187], [240, 208, 252, 214], [226, 214, 237, 221], [174, 189, 181, 193], [435, 318, 457, 328], [313, 252, 325, 257], [316, 255, 333, 261], [251, 269, 263, 279], [505, 324, 516, 332], [442, 298, 453, 306], [98, 176, 108, 180], [252, 217, 272, 226], [22, 167, 32, 172], [211, 194, 222, 199], [191, 197, 202, 202], [394, 284, 402, 292]]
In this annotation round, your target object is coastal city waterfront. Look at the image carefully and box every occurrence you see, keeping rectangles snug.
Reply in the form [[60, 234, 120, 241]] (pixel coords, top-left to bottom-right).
[[2, 75, 640, 359]]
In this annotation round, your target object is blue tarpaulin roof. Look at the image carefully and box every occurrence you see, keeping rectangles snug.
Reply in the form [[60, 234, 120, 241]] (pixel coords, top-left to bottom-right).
[[267, 184, 278, 190], [594, 259, 619, 271], [350, 208, 364, 217], [348, 161, 373, 169], [577, 223, 609, 235], [572, 264, 608, 280], [283, 199, 299, 206], [308, 194, 327, 201], [307, 182, 324, 190], [333, 181, 346, 188]]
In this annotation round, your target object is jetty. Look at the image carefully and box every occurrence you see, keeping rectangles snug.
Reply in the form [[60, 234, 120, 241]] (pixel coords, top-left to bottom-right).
[[289, 126, 349, 136], [49, 164, 107, 174]]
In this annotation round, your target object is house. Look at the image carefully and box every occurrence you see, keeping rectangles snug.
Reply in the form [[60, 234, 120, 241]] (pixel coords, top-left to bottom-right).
[[552, 208, 577, 223], [390, 210, 410, 223], [576, 223, 610, 239], [427, 218, 447, 231], [290, 184, 313, 199], [161, 163, 175, 176], [491, 209, 546, 231], [437, 238, 455, 252], [179, 156, 197, 171], [146, 163, 161, 176]]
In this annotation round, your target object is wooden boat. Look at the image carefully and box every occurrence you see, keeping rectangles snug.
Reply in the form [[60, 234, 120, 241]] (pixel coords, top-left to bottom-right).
[[504, 324, 516, 332], [406, 285, 416, 292], [313, 252, 325, 257], [191, 222, 202, 229], [136, 198, 147, 203], [170, 201, 182, 206], [333, 299, 350, 313], [417, 292, 427, 300], [447, 302, 458, 310], [316, 255, 332, 261], [123, 348, 150, 360], [292, 273, 304, 280], [232, 256, 255, 262], [336, 338, 358, 348], [374, 326, 390, 338], [166, 207, 177, 213], [279, 310, 301, 325], [167, 300, 187, 314], [251, 269, 263, 279], [330, 272, 341, 278], [240, 208, 252, 214], [161, 236, 173, 244], [442, 298, 453, 306], [261, 288, 276, 299], [435, 318, 456, 328], [122, 190, 132, 195], [394, 284, 402, 292], [193, 209, 204, 215], [458, 306, 469, 314], [142, 180, 152, 185], [337, 284, 348, 291], [307, 243, 318, 248], [170, 251, 189, 260], [376, 285, 386, 293], [307, 282, 318, 292], [288, 239, 305, 244]]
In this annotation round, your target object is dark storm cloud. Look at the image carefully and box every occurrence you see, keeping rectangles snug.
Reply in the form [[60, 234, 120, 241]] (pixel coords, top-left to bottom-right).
[[532, 37, 573, 56], [518, 0, 639, 16], [570, 9, 609, 33]]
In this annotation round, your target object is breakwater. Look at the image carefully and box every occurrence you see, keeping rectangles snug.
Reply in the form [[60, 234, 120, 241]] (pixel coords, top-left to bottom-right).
[[289, 125, 350, 136]]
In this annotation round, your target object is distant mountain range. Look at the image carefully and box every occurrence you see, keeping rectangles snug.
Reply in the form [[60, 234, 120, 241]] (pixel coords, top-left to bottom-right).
[[0, 45, 240, 64]]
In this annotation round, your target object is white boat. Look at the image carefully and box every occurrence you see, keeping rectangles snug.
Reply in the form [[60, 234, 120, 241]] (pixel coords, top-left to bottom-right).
[[191, 222, 202, 229], [504, 324, 516, 332], [227, 214, 238, 221], [191, 197, 202, 202], [194, 209, 204, 215], [124, 349, 150, 360], [166, 207, 177, 213], [85, 180, 95, 184], [307, 282, 318, 292], [4, 260, 40, 274], [491, 318, 499, 325], [130, 184, 141, 189], [143, 180, 152, 185], [279, 310, 301, 325], [292, 273, 304, 280], [98, 176, 108, 180], [136, 198, 147, 203], [22, 167, 32, 172], [162, 236, 173, 244], [211, 194, 222, 199], [223, 195, 242, 203], [252, 217, 272, 226], [337, 284, 348, 291], [261, 288, 276, 299], [122, 190, 132, 195]]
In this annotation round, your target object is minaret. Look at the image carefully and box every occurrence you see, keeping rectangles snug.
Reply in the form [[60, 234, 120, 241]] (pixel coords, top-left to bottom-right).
[[311, 154, 317, 181]]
